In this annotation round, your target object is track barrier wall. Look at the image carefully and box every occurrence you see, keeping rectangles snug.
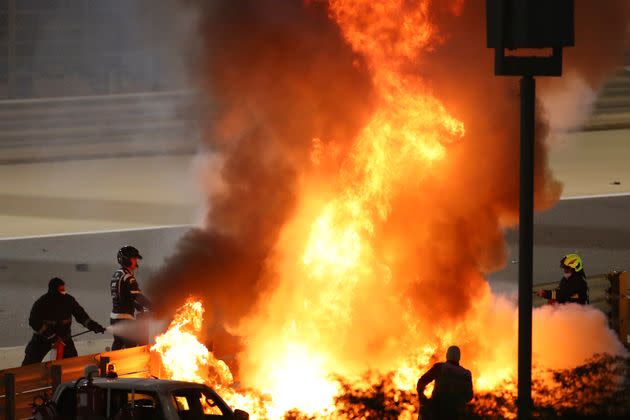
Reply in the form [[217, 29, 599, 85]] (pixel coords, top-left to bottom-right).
[[533, 271, 629, 346], [0, 345, 152, 420]]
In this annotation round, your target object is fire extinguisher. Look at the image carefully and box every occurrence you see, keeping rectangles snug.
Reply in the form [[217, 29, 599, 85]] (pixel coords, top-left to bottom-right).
[[52, 339, 65, 361], [74, 368, 106, 419], [51, 330, 91, 361]]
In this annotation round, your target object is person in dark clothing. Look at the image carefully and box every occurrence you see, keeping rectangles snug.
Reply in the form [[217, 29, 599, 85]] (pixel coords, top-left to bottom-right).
[[22, 277, 106, 366], [417, 346, 473, 420], [106, 364, 119, 379], [536, 253, 589, 304], [110, 246, 152, 350]]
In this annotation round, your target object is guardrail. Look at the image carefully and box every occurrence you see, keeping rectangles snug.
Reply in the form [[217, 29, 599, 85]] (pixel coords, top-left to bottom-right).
[[533, 271, 629, 346], [533, 273, 612, 307], [0, 67, 626, 165], [0, 90, 201, 164], [582, 67, 630, 131], [0, 346, 152, 420]]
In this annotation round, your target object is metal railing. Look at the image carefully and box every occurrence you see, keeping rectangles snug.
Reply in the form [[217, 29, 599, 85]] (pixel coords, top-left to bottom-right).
[[581, 67, 630, 131], [533, 273, 614, 308], [0, 346, 152, 420], [0, 90, 201, 164], [533, 271, 629, 347]]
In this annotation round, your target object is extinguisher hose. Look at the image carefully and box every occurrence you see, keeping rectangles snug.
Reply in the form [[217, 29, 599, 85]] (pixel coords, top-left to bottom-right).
[[71, 330, 91, 338]]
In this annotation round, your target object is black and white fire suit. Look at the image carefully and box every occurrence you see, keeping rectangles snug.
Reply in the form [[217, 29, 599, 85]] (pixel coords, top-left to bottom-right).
[[110, 267, 151, 350], [22, 288, 104, 365]]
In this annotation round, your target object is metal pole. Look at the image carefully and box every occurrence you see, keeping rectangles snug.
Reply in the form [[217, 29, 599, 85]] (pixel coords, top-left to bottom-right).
[[99, 356, 111, 377], [51, 364, 62, 392], [4, 373, 16, 420], [518, 74, 535, 420]]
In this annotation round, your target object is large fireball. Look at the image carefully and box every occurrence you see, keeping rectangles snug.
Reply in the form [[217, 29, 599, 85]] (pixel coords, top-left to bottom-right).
[[149, 1, 630, 418]]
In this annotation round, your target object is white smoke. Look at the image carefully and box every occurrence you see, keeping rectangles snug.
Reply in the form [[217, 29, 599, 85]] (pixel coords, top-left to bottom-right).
[[533, 303, 628, 369], [539, 72, 599, 136]]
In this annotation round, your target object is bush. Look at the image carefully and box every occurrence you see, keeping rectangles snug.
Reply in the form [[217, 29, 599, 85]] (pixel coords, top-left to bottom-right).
[[327, 354, 629, 419]]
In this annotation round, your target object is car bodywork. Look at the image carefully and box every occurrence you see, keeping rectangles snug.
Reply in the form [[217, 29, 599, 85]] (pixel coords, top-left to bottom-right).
[[50, 377, 249, 419]]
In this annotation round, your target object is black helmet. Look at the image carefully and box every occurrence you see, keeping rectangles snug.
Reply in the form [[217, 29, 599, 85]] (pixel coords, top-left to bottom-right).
[[48, 277, 65, 293], [117, 246, 142, 268]]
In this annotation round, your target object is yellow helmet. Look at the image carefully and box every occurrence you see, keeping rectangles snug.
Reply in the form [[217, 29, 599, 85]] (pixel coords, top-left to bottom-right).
[[560, 253, 583, 272]]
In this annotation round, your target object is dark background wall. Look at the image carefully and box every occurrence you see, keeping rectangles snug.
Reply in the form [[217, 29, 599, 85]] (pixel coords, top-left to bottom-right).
[[0, 0, 189, 99]]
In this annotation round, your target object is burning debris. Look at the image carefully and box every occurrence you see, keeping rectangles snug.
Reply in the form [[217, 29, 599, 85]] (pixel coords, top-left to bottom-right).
[[332, 354, 630, 419], [148, 1, 630, 418], [151, 298, 232, 385], [150, 299, 629, 419]]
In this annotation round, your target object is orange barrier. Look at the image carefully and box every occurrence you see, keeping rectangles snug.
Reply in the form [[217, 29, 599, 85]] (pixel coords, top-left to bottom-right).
[[0, 346, 151, 420]]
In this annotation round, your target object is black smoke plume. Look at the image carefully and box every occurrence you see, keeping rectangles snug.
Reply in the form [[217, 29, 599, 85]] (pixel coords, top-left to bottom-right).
[[148, 1, 374, 328]]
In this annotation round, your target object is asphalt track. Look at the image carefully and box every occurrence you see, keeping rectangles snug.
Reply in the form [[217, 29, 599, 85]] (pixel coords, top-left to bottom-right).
[[1, 195, 629, 348], [0, 226, 189, 347]]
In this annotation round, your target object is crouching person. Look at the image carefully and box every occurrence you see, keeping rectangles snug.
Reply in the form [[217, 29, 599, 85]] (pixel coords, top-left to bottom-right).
[[22, 277, 106, 365]]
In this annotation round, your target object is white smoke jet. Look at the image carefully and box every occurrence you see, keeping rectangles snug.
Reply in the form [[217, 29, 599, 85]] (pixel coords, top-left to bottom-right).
[[106, 317, 169, 345], [539, 72, 599, 136], [533, 303, 628, 369]]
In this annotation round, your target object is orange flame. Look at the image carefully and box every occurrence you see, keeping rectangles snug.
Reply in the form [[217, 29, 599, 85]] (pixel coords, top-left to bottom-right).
[[151, 299, 217, 384], [151, 298, 263, 415], [231, 1, 473, 417], [151, 298, 338, 418], [153, 1, 626, 418]]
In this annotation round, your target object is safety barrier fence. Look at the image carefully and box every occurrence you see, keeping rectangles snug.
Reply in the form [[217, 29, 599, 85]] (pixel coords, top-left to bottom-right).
[[0, 67, 627, 161], [533, 271, 629, 346], [0, 67, 626, 164], [581, 67, 630, 131], [0, 345, 153, 420], [534, 272, 610, 307], [0, 90, 201, 164]]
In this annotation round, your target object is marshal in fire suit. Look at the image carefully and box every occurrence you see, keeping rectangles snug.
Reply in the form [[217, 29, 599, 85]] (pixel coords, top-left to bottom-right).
[[537, 253, 589, 304], [110, 246, 152, 350], [417, 346, 473, 420], [22, 277, 105, 366]]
